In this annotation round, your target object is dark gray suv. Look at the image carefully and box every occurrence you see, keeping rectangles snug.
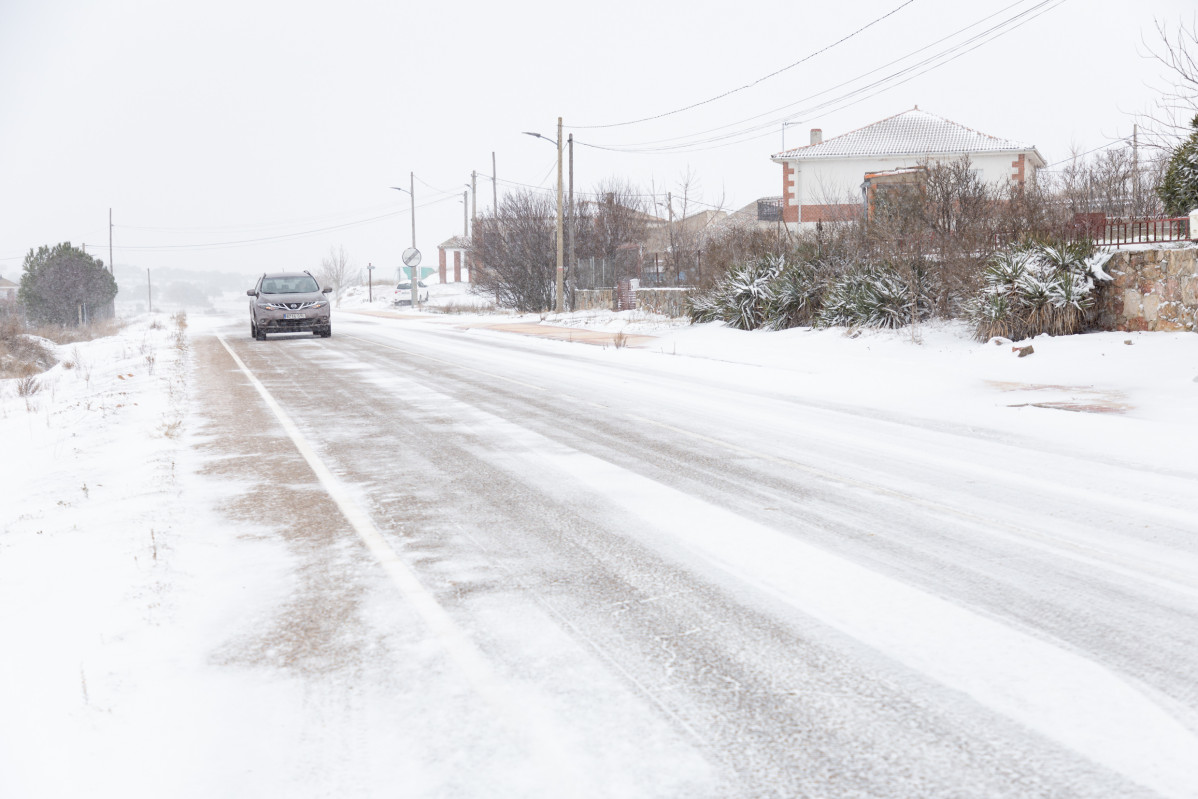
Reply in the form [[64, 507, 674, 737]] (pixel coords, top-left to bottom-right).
[[247, 271, 333, 340]]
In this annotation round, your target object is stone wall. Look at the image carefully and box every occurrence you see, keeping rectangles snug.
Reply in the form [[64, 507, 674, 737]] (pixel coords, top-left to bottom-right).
[[574, 289, 614, 311], [573, 287, 694, 317], [634, 288, 694, 317], [1094, 247, 1198, 332]]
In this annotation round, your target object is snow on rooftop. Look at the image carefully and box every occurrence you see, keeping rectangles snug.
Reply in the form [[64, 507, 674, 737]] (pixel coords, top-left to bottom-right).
[[773, 108, 1039, 162]]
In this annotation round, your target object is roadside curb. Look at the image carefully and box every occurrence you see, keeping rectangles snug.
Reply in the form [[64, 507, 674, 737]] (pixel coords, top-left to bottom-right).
[[340, 308, 658, 348]]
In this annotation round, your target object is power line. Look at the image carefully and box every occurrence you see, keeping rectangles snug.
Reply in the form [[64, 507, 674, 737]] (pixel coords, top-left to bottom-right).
[[111, 194, 462, 253], [580, 0, 1065, 155], [118, 202, 401, 234], [571, 0, 921, 130], [605, 0, 1050, 149], [1041, 137, 1129, 169]]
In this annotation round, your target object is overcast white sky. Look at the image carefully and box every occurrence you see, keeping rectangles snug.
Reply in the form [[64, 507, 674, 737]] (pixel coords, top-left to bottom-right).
[[1, 0, 1193, 283]]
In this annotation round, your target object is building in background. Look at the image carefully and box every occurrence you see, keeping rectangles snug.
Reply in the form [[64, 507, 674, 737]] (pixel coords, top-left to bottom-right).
[[771, 107, 1046, 228]]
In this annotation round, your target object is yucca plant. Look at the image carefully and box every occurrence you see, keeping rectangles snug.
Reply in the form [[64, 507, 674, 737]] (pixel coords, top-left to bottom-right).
[[762, 259, 822, 330], [816, 264, 927, 329], [969, 242, 1101, 341]]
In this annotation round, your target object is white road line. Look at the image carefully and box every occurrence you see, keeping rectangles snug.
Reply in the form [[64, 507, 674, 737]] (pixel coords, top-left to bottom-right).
[[215, 334, 581, 796]]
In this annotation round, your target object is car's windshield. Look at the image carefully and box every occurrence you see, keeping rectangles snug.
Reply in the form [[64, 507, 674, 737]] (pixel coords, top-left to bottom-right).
[[261, 276, 319, 294]]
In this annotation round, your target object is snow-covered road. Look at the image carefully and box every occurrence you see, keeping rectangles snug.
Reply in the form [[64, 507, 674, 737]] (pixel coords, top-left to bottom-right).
[[3, 308, 1196, 798]]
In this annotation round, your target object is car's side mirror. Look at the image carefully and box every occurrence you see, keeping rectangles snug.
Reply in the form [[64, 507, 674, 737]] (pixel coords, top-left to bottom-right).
[[322, 287, 332, 294], [246, 289, 258, 297]]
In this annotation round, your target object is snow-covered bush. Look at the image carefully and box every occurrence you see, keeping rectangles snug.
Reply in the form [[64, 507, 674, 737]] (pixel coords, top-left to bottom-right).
[[967, 241, 1107, 341], [689, 255, 787, 330], [690, 254, 935, 331], [815, 261, 933, 329], [762, 259, 822, 330]]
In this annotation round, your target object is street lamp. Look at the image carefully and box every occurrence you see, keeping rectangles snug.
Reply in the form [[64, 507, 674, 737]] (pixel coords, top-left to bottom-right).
[[523, 118, 565, 314], [390, 173, 419, 308]]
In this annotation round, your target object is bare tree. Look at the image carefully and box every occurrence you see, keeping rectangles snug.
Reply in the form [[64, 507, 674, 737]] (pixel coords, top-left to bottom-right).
[[660, 169, 728, 285], [470, 190, 556, 312], [864, 157, 1004, 314], [1142, 17, 1198, 147], [583, 178, 650, 265], [1047, 145, 1166, 219], [699, 220, 790, 289], [317, 245, 353, 307]]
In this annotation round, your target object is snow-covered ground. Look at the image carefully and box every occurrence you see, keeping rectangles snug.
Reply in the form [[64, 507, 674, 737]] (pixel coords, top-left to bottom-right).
[[1, 298, 1196, 797]]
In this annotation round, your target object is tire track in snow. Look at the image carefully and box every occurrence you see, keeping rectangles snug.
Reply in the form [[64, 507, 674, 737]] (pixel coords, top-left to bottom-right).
[[216, 334, 585, 798]]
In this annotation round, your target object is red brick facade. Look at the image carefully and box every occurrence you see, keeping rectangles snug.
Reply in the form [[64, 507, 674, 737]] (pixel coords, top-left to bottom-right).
[[1011, 153, 1026, 185], [781, 162, 799, 224], [800, 203, 860, 223]]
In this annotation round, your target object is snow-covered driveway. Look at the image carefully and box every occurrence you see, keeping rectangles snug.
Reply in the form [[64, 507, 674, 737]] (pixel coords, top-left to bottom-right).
[[3, 309, 1196, 798]]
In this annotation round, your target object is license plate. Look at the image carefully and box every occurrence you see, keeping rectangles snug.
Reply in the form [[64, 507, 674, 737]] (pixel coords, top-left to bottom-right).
[[283, 313, 308, 319]]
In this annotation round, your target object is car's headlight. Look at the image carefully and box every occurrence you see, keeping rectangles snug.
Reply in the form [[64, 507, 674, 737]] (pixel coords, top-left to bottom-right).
[[311, 301, 328, 309], [256, 302, 285, 310]]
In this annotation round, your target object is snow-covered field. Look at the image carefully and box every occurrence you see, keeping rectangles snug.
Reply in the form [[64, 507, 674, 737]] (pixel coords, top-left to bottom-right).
[[1, 298, 1196, 797]]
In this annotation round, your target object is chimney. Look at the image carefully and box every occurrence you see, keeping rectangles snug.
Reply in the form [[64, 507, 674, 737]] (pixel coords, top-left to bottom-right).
[[810, 128, 823, 145]]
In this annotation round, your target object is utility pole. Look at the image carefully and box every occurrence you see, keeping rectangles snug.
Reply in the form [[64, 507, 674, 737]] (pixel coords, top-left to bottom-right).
[[492, 151, 498, 214], [108, 208, 114, 275], [567, 132, 574, 311], [667, 191, 676, 282], [555, 117, 564, 314], [1133, 123, 1140, 215], [410, 171, 417, 307]]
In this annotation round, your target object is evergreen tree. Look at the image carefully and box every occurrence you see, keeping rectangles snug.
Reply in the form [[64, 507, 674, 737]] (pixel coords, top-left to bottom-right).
[[18, 243, 118, 325], [1157, 114, 1198, 217]]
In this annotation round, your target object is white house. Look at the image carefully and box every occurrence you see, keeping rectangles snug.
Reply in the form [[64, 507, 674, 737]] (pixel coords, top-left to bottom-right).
[[771, 107, 1046, 227], [0, 275, 17, 304]]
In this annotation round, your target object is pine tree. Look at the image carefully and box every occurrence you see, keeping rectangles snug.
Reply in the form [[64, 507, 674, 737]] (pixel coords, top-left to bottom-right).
[[18, 243, 118, 325], [1157, 114, 1198, 217]]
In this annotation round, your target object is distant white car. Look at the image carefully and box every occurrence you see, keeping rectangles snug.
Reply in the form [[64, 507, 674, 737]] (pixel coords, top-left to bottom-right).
[[392, 280, 429, 305]]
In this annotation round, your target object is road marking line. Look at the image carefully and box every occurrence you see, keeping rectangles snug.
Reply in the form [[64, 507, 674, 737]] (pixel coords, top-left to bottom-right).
[[215, 334, 580, 793], [341, 332, 547, 392]]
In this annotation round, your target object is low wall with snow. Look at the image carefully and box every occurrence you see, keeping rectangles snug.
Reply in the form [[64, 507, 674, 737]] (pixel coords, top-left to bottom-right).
[[573, 287, 694, 317], [1094, 247, 1198, 332], [634, 288, 694, 318], [574, 289, 614, 311]]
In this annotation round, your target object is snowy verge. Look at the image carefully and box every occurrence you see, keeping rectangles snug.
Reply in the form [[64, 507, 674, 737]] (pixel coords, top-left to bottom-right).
[[0, 314, 194, 796]]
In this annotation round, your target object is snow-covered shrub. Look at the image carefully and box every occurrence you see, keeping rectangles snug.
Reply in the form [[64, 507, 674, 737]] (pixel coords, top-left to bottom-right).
[[690, 254, 935, 331], [967, 242, 1107, 341], [689, 255, 787, 330], [762, 259, 822, 330], [815, 261, 933, 329]]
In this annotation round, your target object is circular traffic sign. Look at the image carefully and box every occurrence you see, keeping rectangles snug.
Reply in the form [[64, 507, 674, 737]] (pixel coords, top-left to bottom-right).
[[402, 247, 422, 267]]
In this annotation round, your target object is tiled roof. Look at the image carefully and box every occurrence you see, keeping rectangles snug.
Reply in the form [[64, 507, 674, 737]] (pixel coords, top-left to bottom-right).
[[439, 236, 471, 250], [772, 108, 1041, 162]]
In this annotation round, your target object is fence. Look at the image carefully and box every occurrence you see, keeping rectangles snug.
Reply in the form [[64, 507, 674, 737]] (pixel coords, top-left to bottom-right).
[[573, 257, 616, 290], [1072, 214, 1193, 248], [572, 256, 697, 289]]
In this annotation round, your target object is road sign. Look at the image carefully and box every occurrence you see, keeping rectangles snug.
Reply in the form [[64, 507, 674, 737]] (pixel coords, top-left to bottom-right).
[[402, 247, 422, 267]]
